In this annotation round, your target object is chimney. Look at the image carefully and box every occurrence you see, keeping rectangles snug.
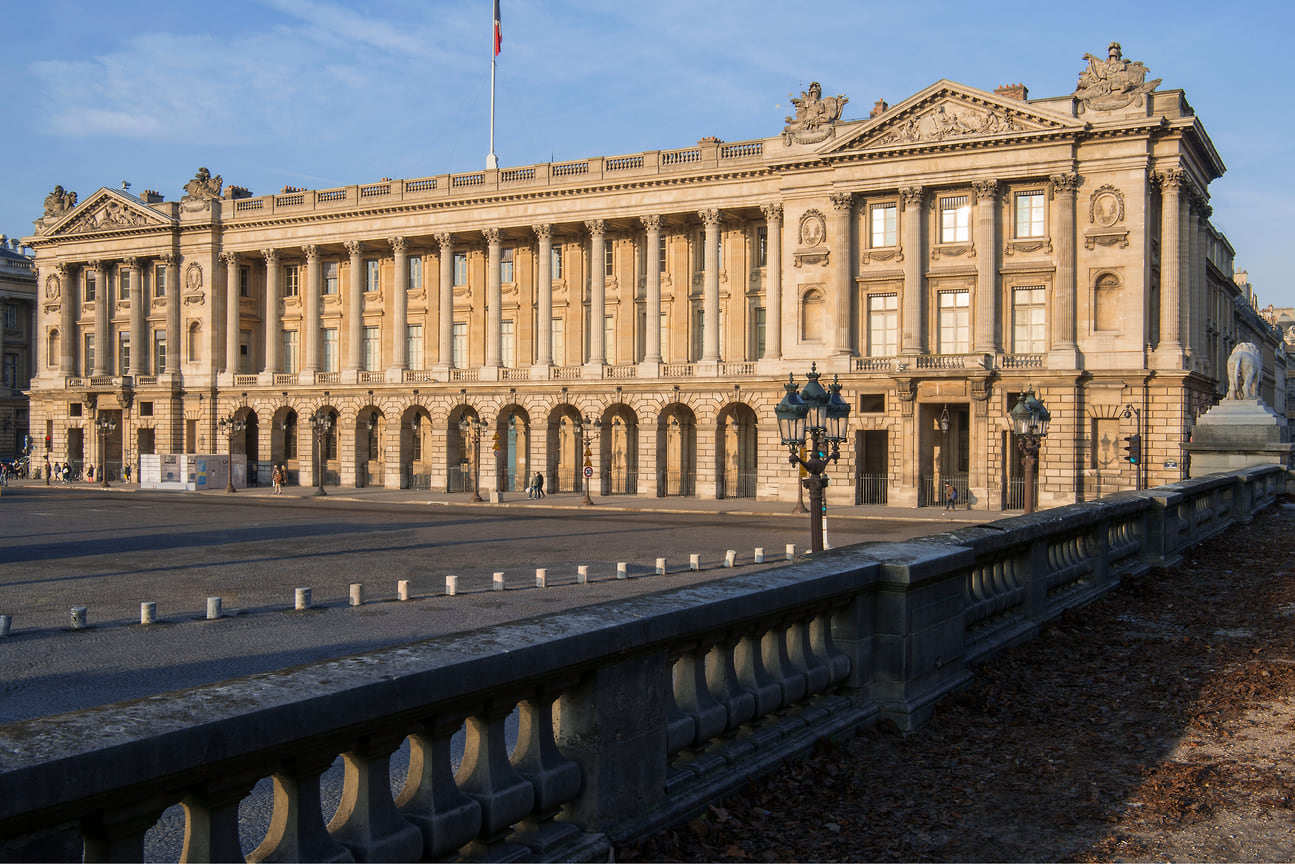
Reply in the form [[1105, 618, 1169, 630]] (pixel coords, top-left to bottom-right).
[[140, 189, 164, 203], [871, 98, 888, 119], [994, 83, 1029, 101]]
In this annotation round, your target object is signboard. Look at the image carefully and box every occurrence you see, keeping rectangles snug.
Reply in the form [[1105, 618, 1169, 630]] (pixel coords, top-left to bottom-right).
[[584, 466, 594, 479], [1163, 460, 1178, 469]]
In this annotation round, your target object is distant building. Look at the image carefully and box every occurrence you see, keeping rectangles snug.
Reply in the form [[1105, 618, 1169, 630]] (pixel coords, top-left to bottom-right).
[[20, 41, 1288, 507], [0, 235, 36, 459]]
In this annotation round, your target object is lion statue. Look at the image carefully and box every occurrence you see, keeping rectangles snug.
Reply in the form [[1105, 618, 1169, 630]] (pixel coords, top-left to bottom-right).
[[1226, 342, 1261, 401]]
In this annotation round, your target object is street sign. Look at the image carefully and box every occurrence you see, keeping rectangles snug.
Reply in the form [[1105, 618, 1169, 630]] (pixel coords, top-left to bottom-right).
[[584, 466, 593, 479]]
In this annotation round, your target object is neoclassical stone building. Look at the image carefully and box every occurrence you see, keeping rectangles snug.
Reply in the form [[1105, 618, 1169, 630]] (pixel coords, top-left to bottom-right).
[[0, 235, 37, 460], [22, 43, 1286, 507]]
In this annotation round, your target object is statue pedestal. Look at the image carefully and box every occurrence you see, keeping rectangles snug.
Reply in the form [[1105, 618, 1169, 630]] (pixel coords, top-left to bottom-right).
[[1186, 398, 1293, 477]]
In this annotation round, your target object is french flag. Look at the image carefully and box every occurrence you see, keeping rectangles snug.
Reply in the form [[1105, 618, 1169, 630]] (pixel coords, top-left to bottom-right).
[[493, 0, 502, 56]]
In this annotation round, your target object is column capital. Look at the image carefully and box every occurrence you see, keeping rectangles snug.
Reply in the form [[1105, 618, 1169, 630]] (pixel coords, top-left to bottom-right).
[[218, 251, 239, 266], [532, 223, 552, 240], [1049, 173, 1080, 196], [260, 248, 279, 265], [1155, 167, 1186, 192], [343, 240, 362, 257], [828, 192, 854, 212], [760, 203, 783, 223], [433, 232, 453, 249], [898, 185, 924, 209], [482, 227, 501, 246], [971, 179, 999, 201], [584, 219, 605, 237], [86, 259, 104, 271], [301, 244, 320, 263], [158, 252, 178, 266], [122, 256, 140, 269], [697, 208, 721, 228], [55, 262, 71, 277], [639, 215, 660, 233], [388, 236, 407, 254]]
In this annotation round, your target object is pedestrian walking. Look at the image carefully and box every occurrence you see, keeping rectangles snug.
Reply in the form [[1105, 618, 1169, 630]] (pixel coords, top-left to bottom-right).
[[86, 464, 94, 482], [535, 471, 545, 499], [44, 458, 51, 486], [943, 480, 958, 515], [272, 464, 282, 495]]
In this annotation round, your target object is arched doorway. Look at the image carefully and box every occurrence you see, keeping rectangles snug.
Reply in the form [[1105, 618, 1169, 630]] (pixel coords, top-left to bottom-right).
[[446, 405, 479, 494], [548, 406, 582, 493], [717, 402, 758, 499], [355, 407, 384, 488], [401, 406, 432, 489], [657, 405, 696, 497], [316, 406, 339, 488], [496, 405, 530, 493], [272, 408, 298, 485], [600, 405, 638, 495]]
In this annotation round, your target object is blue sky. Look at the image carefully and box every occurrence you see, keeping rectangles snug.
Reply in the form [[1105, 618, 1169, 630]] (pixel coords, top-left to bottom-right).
[[2, 0, 1291, 305]]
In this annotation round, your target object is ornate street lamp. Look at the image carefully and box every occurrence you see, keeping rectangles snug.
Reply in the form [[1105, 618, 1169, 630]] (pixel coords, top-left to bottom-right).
[[574, 413, 602, 506], [218, 412, 247, 494], [95, 413, 116, 489], [459, 415, 484, 503], [1009, 389, 1051, 514], [310, 409, 333, 497], [776, 364, 851, 553]]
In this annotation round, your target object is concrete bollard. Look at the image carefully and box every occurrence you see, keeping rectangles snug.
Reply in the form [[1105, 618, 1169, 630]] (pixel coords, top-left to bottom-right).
[[577, 565, 588, 585], [785, 543, 795, 560], [398, 580, 411, 601], [755, 547, 765, 563], [725, 550, 737, 568], [446, 575, 458, 596], [349, 583, 364, 607], [617, 562, 628, 580], [690, 553, 701, 571], [493, 572, 505, 591], [656, 557, 667, 576], [206, 597, 222, 620], [536, 568, 548, 588], [0, 614, 10, 637], [140, 602, 156, 625], [295, 588, 312, 610], [70, 607, 87, 629]]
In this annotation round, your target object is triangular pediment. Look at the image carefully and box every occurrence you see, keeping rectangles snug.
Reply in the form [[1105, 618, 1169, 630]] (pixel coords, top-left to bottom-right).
[[823, 80, 1079, 154], [42, 188, 174, 237]]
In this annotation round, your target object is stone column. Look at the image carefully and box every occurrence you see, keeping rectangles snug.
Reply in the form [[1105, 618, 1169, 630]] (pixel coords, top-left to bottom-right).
[[436, 233, 454, 368], [1048, 173, 1079, 367], [302, 245, 320, 373], [90, 260, 108, 375], [390, 236, 408, 372], [829, 193, 854, 356], [899, 186, 925, 355], [641, 216, 662, 364], [162, 253, 180, 374], [1156, 169, 1185, 367], [344, 240, 363, 373], [586, 220, 606, 366], [261, 249, 280, 376], [220, 252, 239, 375], [971, 180, 999, 355], [1196, 201, 1213, 371], [57, 263, 76, 374], [761, 203, 783, 360], [127, 257, 145, 376], [699, 209, 721, 362], [484, 228, 502, 368], [534, 224, 554, 368]]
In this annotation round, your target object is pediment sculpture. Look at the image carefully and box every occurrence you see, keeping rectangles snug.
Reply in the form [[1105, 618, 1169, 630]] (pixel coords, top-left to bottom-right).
[[783, 82, 848, 145], [872, 101, 1025, 147], [60, 198, 150, 234], [1073, 42, 1161, 114]]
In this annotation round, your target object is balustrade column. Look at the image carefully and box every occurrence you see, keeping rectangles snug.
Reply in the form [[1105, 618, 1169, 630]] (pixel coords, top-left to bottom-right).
[[1049, 174, 1079, 363], [899, 186, 925, 355], [455, 702, 535, 858], [91, 260, 109, 376], [586, 220, 606, 366], [261, 249, 280, 375], [248, 753, 351, 863], [829, 193, 854, 356], [327, 733, 423, 861], [1157, 168, 1186, 366], [127, 258, 145, 376], [57, 263, 75, 374], [161, 253, 180, 374], [761, 203, 783, 359], [641, 216, 662, 363], [396, 715, 482, 860], [220, 252, 239, 374], [390, 236, 408, 372], [534, 225, 553, 367], [484, 229, 502, 368], [343, 240, 362, 372], [971, 180, 999, 354], [301, 245, 321, 373], [700, 209, 721, 362], [435, 233, 454, 368], [179, 776, 259, 863]]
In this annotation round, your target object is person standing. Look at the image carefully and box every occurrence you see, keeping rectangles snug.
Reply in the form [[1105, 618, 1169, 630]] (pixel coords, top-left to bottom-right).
[[943, 480, 958, 514], [535, 472, 545, 499], [272, 464, 282, 495]]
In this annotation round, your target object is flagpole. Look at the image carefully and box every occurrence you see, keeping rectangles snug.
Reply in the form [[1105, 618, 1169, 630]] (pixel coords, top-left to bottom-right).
[[487, 1, 499, 169]]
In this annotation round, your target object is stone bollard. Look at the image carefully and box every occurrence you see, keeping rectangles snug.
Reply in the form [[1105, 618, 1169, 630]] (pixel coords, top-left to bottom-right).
[[690, 553, 701, 571], [493, 572, 505, 592], [577, 565, 589, 585], [0, 614, 12, 637], [617, 562, 628, 580], [398, 579, 411, 601], [446, 575, 458, 596], [725, 550, 737, 568], [656, 557, 667, 576], [785, 543, 796, 560], [206, 597, 222, 620], [70, 607, 87, 629], [349, 583, 364, 607], [536, 568, 548, 588], [754, 547, 765, 563], [295, 588, 312, 610], [140, 602, 156, 625]]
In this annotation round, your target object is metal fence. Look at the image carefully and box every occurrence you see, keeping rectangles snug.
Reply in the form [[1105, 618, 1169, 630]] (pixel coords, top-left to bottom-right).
[[446, 465, 471, 493], [718, 471, 757, 499], [855, 473, 889, 505], [919, 474, 969, 509], [603, 472, 637, 495]]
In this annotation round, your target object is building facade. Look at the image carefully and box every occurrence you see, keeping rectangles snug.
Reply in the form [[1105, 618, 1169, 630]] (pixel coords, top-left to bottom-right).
[[22, 43, 1286, 507], [0, 235, 37, 459]]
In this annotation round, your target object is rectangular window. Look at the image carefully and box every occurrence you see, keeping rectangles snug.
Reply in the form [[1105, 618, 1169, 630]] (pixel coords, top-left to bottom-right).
[[85, 273, 96, 303], [871, 203, 898, 247], [83, 334, 94, 376], [755, 307, 767, 358], [501, 319, 515, 367], [659, 237, 667, 276], [451, 322, 467, 369], [940, 195, 970, 244], [406, 324, 424, 370], [453, 253, 468, 286], [239, 266, 251, 298], [868, 293, 899, 357], [3, 354, 14, 389], [937, 290, 970, 354], [604, 315, 615, 365], [281, 330, 298, 374], [322, 327, 338, 373], [1015, 191, 1046, 239], [119, 269, 130, 301], [283, 265, 299, 297], [604, 243, 614, 277], [659, 311, 669, 362], [551, 246, 563, 279], [153, 332, 166, 372], [4, 304, 16, 330], [756, 227, 768, 267], [118, 333, 130, 374], [362, 325, 380, 371], [155, 265, 167, 298], [551, 317, 564, 365], [239, 330, 252, 373], [408, 255, 422, 291], [323, 262, 339, 295], [500, 248, 514, 283], [365, 259, 379, 292], [1012, 286, 1048, 353]]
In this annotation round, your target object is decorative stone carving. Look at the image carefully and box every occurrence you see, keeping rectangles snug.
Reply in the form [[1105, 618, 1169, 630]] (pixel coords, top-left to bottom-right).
[[874, 102, 1023, 147], [184, 261, 205, 305], [1049, 173, 1080, 195], [38, 186, 78, 230], [970, 378, 993, 402], [180, 167, 223, 213], [482, 228, 501, 245], [1226, 342, 1261, 401], [931, 244, 975, 260], [971, 180, 998, 202], [760, 203, 783, 223], [61, 198, 149, 234], [898, 186, 924, 209], [793, 209, 829, 268], [1005, 239, 1052, 255], [533, 223, 554, 239], [261, 248, 279, 266], [45, 274, 59, 299], [389, 236, 407, 254], [584, 219, 605, 237], [343, 240, 362, 258], [894, 378, 918, 416], [1089, 184, 1124, 226], [1074, 42, 1161, 114], [219, 251, 238, 267], [782, 82, 848, 145], [302, 245, 319, 263], [829, 193, 854, 213]]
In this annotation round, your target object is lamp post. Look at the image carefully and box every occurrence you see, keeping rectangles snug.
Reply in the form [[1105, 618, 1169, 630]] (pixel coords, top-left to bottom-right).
[[95, 413, 116, 489], [575, 414, 601, 506], [459, 415, 484, 503], [310, 409, 333, 497], [218, 412, 247, 493], [775, 364, 851, 553], [1009, 389, 1051, 515]]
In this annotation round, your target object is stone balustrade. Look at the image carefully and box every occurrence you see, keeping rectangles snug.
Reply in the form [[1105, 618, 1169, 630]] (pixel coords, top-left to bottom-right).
[[0, 466, 1281, 863]]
